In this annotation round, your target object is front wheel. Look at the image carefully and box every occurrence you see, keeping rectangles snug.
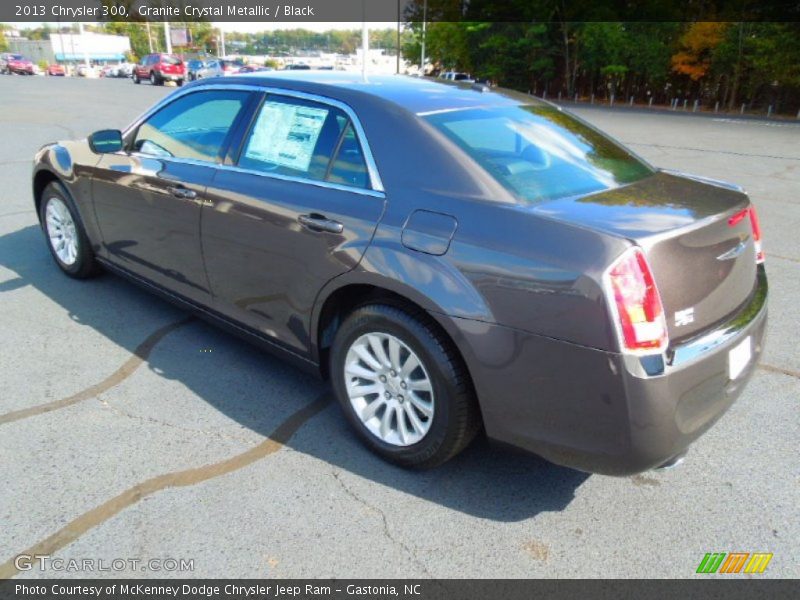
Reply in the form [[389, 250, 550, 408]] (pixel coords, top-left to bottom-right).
[[133, 72, 140, 84], [39, 182, 100, 279], [330, 304, 481, 469]]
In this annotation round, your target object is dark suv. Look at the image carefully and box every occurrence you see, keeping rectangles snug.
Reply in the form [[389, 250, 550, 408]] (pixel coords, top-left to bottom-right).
[[133, 53, 185, 86]]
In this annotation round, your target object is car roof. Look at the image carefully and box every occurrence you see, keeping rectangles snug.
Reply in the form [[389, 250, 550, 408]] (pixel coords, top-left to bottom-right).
[[197, 71, 543, 116]]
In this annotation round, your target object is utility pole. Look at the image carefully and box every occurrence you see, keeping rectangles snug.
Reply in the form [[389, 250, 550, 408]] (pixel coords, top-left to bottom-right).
[[146, 21, 153, 53], [362, 19, 369, 82], [164, 22, 172, 54], [220, 27, 226, 58], [396, 0, 401, 74], [77, 22, 89, 70], [420, 0, 427, 75]]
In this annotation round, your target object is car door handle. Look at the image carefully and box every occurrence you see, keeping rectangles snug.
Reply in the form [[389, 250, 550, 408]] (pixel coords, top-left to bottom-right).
[[167, 186, 197, 200], [298, 214, 344, 234]]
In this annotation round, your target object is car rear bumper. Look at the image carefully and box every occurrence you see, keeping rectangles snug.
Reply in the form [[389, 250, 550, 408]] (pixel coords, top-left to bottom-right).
[[159, 72, 184, 81], [439, 267, 768, 475]]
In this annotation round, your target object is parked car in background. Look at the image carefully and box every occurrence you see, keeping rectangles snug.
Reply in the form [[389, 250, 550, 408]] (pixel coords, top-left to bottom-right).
[[195, 58, 241, 79], [439, 71, 474, 83], [186, 59, 205, 81], [45, 64, 66, 76], [31, 73, 767, 474], [1, 54, 34, 75], [132, 53, 185, 86], [76, 64, 99, 78], [284, 63, 311, 70], [103, 62, 134, 78], [237, 64, 273, 74], [117, 62, 134, 78]]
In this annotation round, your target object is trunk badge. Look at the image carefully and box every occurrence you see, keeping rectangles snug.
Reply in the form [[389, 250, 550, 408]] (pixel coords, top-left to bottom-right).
[[716, 234, 750, 261], [675, 308, 695, 327]]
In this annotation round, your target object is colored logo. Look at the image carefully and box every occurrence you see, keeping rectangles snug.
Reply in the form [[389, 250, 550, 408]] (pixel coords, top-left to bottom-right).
[[696, 552, 773, 574]]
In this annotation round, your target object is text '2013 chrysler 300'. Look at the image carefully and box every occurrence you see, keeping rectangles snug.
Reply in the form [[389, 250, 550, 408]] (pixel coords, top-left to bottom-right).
[[32, 72, 767, 474]]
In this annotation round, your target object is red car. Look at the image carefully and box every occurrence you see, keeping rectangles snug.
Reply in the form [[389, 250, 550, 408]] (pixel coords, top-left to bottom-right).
[[46, 64, 66, 76], [2, 54, 34, 75], [132, 53, 185, 86]]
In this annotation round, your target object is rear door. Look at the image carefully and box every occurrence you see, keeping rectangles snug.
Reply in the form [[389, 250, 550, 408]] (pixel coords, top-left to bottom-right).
[[201, 91, 386, 354], [92, 89, 254, 304]]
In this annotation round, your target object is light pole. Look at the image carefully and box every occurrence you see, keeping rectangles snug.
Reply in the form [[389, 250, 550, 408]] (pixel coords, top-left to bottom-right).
[[361, 0, 369, 82], [164, 22, 172, 54], [420, 0, 427, 75], [78, 22, 89, 70], [396, 0, 401, 74]]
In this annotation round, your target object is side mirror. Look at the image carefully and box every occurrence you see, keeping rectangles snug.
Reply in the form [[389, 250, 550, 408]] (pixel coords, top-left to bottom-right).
[[88, 129, 123, 154]]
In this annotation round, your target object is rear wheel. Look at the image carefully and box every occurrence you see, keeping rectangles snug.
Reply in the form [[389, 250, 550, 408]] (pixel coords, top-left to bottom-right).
[[150, 71, 160, 86], [39, 182, 100, 279], [330, 304, 480, 469]]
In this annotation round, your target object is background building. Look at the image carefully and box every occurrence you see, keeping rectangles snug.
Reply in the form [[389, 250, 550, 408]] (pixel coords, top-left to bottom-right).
[[8, 32, 130, 68]]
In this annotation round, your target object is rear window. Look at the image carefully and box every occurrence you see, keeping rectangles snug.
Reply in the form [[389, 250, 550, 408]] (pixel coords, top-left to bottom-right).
[[425, 105, 653, 203], [160, 55, 181, 65]]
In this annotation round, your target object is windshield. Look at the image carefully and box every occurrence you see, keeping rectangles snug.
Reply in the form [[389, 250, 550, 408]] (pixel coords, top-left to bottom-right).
[[10, 54, 24, 60], [425, 105, 653, 203]]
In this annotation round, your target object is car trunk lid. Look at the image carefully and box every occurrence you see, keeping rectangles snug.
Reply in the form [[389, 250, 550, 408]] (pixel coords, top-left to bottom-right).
[[534, 171, 758, 343]]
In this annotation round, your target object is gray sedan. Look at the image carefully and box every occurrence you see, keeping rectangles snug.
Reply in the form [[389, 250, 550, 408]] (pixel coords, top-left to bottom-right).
[[30, 73, 767, 474]]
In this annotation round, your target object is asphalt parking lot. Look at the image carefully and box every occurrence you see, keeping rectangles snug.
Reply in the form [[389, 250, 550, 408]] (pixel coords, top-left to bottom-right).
[[0, 75, 798, 579]]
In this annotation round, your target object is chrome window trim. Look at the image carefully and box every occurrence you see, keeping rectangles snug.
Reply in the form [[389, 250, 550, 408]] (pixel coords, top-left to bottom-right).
[[219, 165, 385, 198], [122, 82, 385, 194]]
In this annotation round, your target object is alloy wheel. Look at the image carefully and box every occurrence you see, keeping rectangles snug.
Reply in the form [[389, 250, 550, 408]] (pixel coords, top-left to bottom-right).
[[344, 332, 435, 446], [44, 197, 79, 266]]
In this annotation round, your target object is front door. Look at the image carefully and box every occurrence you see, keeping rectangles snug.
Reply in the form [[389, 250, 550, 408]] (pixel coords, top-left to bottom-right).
[[91, 89, 252, 303]]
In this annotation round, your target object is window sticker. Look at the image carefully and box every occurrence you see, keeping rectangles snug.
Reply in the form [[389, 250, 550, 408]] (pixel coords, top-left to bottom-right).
[[245, 101, 329, 172]]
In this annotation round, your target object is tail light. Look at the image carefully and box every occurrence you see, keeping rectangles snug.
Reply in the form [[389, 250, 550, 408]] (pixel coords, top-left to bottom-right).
[[604, 247, 668, 354], [748, 205, 764, 264]]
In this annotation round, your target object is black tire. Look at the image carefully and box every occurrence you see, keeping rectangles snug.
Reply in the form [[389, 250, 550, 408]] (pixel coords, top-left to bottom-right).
[[176, 79, 184, 87], [150, 71, 160, 86], [330, 304, 481, 469], [133, 72, 140, 84], [39, 182, 100, 279]]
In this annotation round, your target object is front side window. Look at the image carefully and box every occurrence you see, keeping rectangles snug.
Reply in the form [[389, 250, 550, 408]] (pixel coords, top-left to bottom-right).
[[238, 95, 370, 189], [425, 105, 653, 203], [133, 90, 249, 162]]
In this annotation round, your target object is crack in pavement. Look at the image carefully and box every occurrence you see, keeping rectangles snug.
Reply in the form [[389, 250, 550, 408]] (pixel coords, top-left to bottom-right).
[[0, 393, 331, 579], [0, 210, 34, 219], [102, 401, 262, 446], [758, 363, 800, 379], [770, 253, 800, 264], [330, 467, 434, 578], [0, 318, 192, 426]]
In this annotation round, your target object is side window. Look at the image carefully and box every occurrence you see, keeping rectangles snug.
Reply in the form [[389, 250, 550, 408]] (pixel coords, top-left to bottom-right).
[[133, 91, 249, 162], [326, 123, 370, 189], [238, 96, 347, 182]]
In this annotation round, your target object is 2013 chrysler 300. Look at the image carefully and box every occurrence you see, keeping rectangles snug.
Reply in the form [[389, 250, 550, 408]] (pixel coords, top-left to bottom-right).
[[31, 73, 768, 474]]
